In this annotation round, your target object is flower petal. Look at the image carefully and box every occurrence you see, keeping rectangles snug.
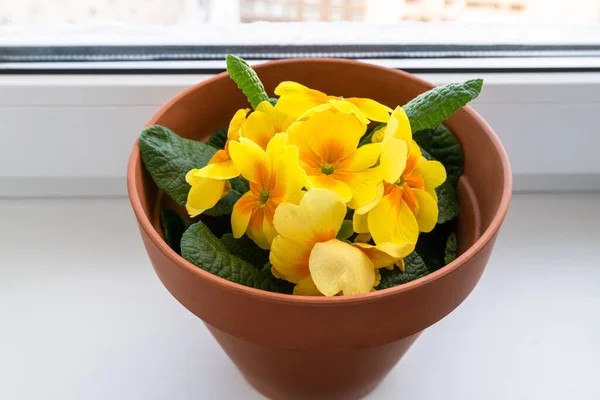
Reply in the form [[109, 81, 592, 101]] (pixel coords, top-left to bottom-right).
[[328, 98, 369, 124], [274, 81, 327, 118], [337, 143, 382, 172], [256, 100, 295, 133], [337, 168, 381, 210], [270, 236, 311, 283], [293, 276, 323, 296], [307, 174, 353, 203], [384, 106, 412, 145], [194, 150, 240, 179], [353, 211, 369, 234], [413, 160, 447, 194], [231, 191, 257, 238], [379, 138, 408, 184], [302, 110, 366, 163], [353, 242, 414, 269], [412, 189, 439, 233], [272, 188, 345, 246], [242, 110, 275, 150], [309, 239, 376, 296], [347, 98, 392, 122], [229, 138, 269, 185], [227, 108, 250, 141], [185, 175, 226, 217], [368, 188, 419, 246]]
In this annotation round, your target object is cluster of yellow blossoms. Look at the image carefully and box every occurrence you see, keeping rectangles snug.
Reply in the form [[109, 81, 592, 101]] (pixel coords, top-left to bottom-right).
[[186, 82, 446, 296]]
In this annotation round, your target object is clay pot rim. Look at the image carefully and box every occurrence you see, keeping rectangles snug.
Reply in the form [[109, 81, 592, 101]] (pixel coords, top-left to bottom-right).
[[127, 58, 512, 306]]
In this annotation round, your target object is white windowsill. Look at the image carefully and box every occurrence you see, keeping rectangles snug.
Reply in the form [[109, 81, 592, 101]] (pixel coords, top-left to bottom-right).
[[1, 193, 598, 399], [0, 65, 599, 197]]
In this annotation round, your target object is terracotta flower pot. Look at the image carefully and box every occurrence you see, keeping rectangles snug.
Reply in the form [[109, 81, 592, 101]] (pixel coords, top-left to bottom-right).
[[127, 59, 512, 400]]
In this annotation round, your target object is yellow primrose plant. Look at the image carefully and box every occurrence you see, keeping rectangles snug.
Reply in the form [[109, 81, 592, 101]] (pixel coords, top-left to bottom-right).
[[138, 55, 483, 296]]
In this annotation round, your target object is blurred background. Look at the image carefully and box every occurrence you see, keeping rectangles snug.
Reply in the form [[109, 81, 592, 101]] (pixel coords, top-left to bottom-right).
[[1, 0, 599, 25]]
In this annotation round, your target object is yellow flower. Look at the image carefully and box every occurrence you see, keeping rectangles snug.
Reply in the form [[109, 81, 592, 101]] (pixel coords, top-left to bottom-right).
[[229, 132, 307, 249], [185, 108, 249, 217], [185, 172, 231, 217], [270, 189, 413, 296], [274, 81, 392, 125], [355, 107, 446, 246], [287, 110, 382, 210], [241, 101, 296, 150], [194, 108, 249, 181]]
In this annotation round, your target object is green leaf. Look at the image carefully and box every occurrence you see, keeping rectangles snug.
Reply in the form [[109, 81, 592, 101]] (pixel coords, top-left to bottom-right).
[[445, 232, 457, 264], [268, 97, 278, 106], [336, 220, 354, 241], [208, 127, 228, 150], [181, 221, 293, 293], [139, 125, 216, 206], [436, 180, 459, 224], [358, 122, 386, 147], [160, 208, 189, 255], [414, 124, 464, 186], [221, 233, 270, 269], [415, 221, 454, 273], [226, 55, 269, 109], [403, 79, 483, 132], [203, 178, 250, 217], [377, 252, 429, 289]]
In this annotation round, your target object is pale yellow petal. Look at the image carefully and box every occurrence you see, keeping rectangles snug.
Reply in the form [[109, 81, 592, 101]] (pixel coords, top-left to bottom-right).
[[293, 277, 323, 296], [368, 189, 419, 246], [185, 177, 226, 218], [307, 174, 353, 203], [347, 98, 392, 122], [412, 189, 439, 233], [379, 138, 408, 184], [194, 151, 239, 180], [270, 236, 311, 283], [309, 239, 376, 296], [242, 110, 275, 150], [229, 138, 269, 185], [272, 188, 345, 246], [231, 191, 257, 238]]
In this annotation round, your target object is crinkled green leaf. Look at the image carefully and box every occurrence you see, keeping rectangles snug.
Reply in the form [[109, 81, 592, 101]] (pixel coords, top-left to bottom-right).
[[181, 221, 293, 293], [445, 232, 457, 265], [208, 127, 228, 150], [376, 252, 429, 289], [268, 97, 278, 106], [139, 125, 216, 205], [226, 55, 269, 109], [404, 79, 483, 132], [414, 124, 464, 187], [436, 180, 459, 224], [336, 220, 354, 240], [221, 233, 270, 269], [160, 208, 189, 255]]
